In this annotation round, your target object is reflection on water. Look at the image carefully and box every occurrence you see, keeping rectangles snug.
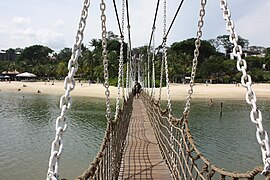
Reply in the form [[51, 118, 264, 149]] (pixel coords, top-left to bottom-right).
[[0, 92, 269, 179], [0, 93, 110, 179], [171, 99, 270, 174]]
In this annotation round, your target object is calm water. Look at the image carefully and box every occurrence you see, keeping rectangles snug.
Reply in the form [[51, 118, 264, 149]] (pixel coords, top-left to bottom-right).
[[0, 92, 270, 179], [170, 99, 270, 174]]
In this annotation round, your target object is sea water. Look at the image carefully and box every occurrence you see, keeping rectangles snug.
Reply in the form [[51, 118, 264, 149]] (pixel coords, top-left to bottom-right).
[[0, 92, 269, 179]]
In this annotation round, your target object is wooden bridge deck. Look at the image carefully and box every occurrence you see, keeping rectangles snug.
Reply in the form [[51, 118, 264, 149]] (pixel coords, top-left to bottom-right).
[[119, 98, 171, 179]]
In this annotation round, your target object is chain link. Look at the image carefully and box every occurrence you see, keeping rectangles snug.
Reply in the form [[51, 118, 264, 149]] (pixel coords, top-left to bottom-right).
[[100, 0, 111, 121], [126, 60, 129, 99], [159, 56, 164, 103], [163, 0, 167, 37], [163, 42, 172, 116], [147, 49, 151, 94], [139, 55, 142, 83], [115, 0, 125, 121], [183, 0, 206, 115], [160, 0, 172, 116], [159, 0, 167, 103], [46, 0, 90, 179], [121, 0, 125, 101], [220, 0, 270, 175], [151, 29, 156, 99]]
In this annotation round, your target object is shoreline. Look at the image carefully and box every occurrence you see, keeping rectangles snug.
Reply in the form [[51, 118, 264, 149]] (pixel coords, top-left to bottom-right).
[[0, 81, 270, 100]]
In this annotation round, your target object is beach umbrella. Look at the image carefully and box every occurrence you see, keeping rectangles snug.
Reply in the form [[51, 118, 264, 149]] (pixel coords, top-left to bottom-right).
[[16, 72, 36, 78]]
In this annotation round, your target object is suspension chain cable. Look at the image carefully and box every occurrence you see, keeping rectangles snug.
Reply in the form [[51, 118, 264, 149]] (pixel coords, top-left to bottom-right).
[[159, 55, 164, 103], [126, 0, 132, 56], [220, 0, 270, 175], [148, 0, 161, 49], [126, 60, 129, 99], [164, 0, 185, 41], [147, 49, 151, 94], [112, 0, 123, 37], [163, 41, 172, 116], [157, 0, 171, 116], [46, 1, 90, 179], [115, 0, 125, 120], [138, 55, 142, 83], [151, 29, 156, 100], [158, 0, 166, 103], [100, 0, 111, 122], [121, 0, 125, 102], [126, 0, 133, 90], [183, 0, 206, 115]]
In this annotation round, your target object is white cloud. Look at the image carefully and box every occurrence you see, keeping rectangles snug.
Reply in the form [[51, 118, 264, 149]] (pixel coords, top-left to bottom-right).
[[0, 22, 8, 33], [36, 28, 65, 49], [55, 19, 64, 29], [12, 16, 31, 26], [235, 1, 270, 47], [1, 0, 269, 51], [9, 27, 65, 50]]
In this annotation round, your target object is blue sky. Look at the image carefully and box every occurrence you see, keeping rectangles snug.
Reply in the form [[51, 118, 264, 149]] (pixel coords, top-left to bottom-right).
[[0, 0, 269, 52]]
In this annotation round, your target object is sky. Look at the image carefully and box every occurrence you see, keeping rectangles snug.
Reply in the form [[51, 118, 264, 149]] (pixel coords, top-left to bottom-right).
[[0, 0, 269, 52]]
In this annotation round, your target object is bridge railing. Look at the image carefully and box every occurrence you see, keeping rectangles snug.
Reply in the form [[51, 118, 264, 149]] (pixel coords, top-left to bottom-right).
[[141, 92, 266, 180], [77, 96, 133, 180]]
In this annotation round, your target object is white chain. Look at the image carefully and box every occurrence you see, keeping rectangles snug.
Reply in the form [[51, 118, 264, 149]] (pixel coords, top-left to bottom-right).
[[163, 41, 172, 116], [115, 0, 125, 121], [100, 0, 111, 121], [144, 61, 147, 91], [126, 60, 129, 99], [115, 40, 124, 120], [121, 0, 125, 101], [151, 29, 156, 99], [183, 0, 206, 115], [138, 54, 142, 83], [220, 0, 270, 175], [163, 0, 166, 36], [147, 49, 151, 94], [131, 55, 136, 88], [46, 1, 90, 179], [159, 0, 166, 103], [159, 56, 164, 102]]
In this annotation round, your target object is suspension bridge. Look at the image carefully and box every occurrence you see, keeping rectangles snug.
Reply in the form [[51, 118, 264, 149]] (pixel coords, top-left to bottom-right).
[[46, 0, 270, 179]]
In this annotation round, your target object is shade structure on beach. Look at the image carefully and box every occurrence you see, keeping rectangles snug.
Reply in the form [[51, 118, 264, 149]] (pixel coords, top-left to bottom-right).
[[16, 72, 36, 78], [2, 70, 20, 75]]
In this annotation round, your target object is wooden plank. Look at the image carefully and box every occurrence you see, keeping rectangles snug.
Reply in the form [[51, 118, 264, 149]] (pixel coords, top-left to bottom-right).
[[119, 98, 172, 180]]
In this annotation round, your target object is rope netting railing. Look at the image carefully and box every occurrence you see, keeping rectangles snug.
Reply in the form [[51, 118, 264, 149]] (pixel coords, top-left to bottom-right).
[[77, 97, 133, 180], [141, 92, 267, 179]]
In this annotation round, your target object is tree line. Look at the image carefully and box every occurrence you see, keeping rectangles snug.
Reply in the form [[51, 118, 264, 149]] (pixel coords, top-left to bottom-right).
[[1, 32, 270, 85]]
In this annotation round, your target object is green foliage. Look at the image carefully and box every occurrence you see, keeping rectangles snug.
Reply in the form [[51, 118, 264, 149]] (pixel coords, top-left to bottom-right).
[[109, 77, 118, 87], [17, 45, 53, 65], [1, 33, 270, 85], [56, 62, 68, 78], [216, 35, 249, 55], [250, 68, 267, 82], [265, 48, 270, 58], [58, 48, 72, 62], [170, 38, 216, 66]]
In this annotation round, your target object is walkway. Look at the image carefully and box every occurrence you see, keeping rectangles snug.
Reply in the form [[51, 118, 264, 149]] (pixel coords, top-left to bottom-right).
[[119, 98, 171, 179]]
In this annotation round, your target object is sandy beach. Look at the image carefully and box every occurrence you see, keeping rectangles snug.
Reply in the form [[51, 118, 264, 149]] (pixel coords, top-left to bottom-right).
[[0, 81, 270, 100]]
